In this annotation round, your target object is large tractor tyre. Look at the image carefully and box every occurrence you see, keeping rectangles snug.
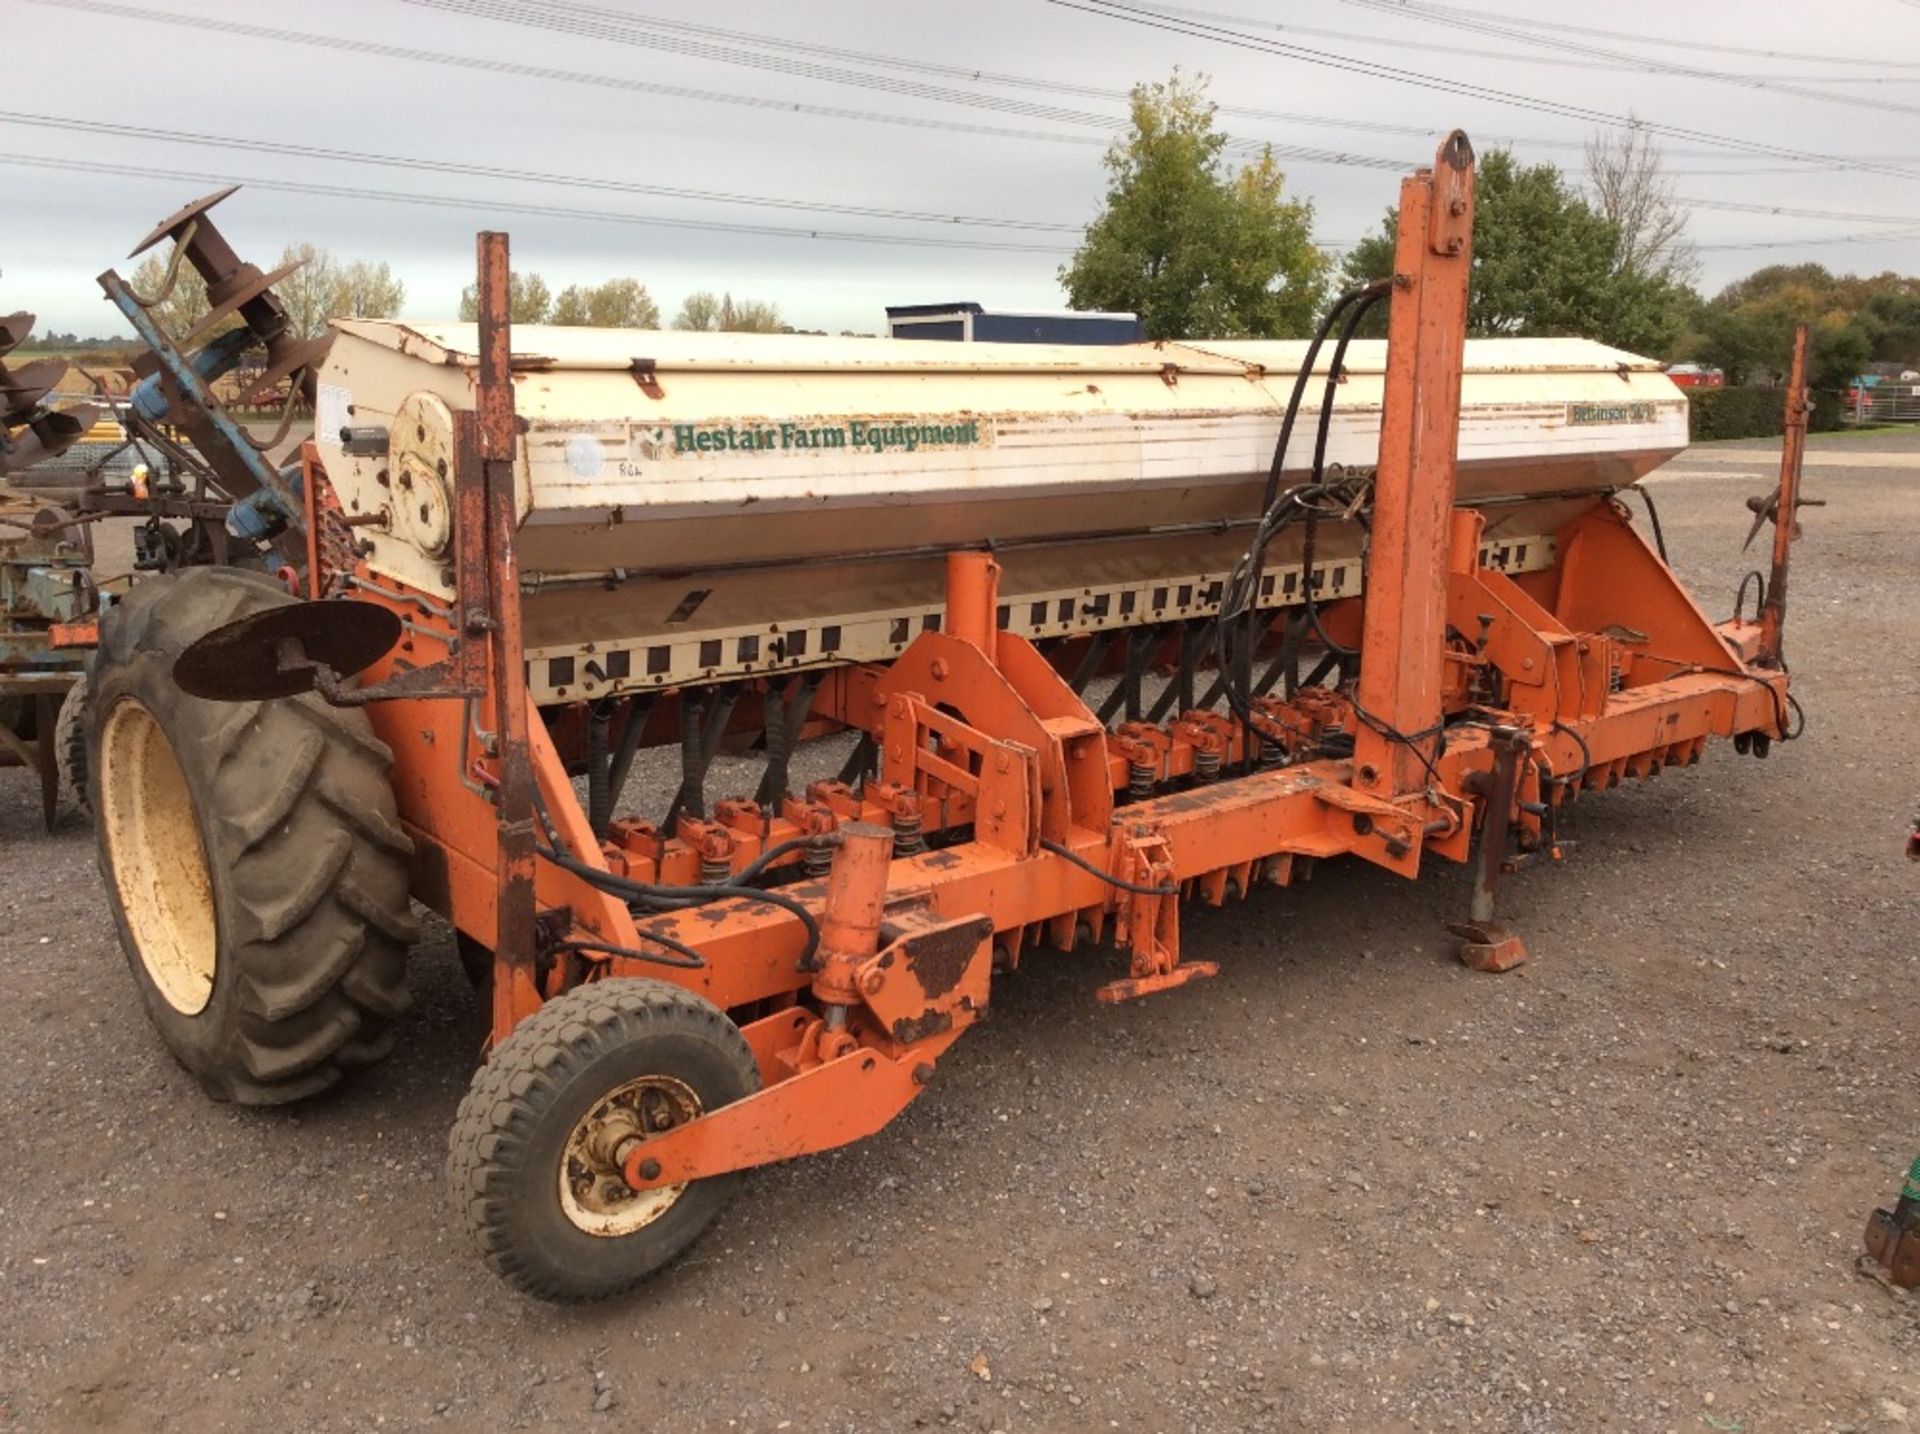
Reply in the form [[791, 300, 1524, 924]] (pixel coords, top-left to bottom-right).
[[448, 979, 760, 1301], [88, 566, 417, 1105], [54, 670, 90, 817]]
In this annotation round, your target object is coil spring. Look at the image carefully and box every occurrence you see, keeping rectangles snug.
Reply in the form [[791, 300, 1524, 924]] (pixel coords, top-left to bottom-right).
[[1194, 748, 1222, 783], [1128, 760, 1156, 799], [1259, 737, 1285, 767], [700, 855, 731, 883], [892, 810, 927, 856], [803, 839, 834, 879]]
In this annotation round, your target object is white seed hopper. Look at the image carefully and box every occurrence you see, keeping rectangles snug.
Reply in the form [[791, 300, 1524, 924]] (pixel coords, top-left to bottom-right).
[[314, 324, 1687, 700]]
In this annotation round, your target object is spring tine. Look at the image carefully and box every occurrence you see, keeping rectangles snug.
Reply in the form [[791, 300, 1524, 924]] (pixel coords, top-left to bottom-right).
[[605, 692, 655, 819], [1148, 622, 1209, 723], [1262, 612, 1309, 698], [1067, 630, 1116, 695], [753, 671, 820, 807], [664, 688, 709, 828], [837, 731, 877, 786], [1096, 624, 1156, 725]]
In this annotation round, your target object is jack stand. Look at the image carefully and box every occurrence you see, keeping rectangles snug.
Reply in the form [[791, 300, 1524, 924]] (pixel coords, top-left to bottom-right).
[[1448, 727, 1530, 973], [1863, 1152, 1920, 1289]]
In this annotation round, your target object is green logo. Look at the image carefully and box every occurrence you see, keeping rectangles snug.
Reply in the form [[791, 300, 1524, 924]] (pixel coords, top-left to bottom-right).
[[654, 418, 987, 456]]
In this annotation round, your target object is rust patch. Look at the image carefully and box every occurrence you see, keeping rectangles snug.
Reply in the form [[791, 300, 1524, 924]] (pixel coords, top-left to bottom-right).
[[891, 1008, 954, 1045], [903, 916, 990, 998]]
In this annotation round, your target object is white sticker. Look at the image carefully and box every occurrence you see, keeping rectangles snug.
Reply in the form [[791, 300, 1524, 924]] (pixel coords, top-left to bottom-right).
[[316, 383, 350, 447], [565, 433, 606, 479]]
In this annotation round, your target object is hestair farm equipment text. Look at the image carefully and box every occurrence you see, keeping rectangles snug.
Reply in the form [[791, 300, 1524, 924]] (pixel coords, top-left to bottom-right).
[[80, 133, 1808, 1300]]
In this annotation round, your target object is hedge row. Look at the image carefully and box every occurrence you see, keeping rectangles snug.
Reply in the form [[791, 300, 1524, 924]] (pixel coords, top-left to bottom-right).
[[1686, 386, 1842, 442]]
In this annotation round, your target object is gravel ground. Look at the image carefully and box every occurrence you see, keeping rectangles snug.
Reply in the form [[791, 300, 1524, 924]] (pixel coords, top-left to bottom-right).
[[1, 435, 1916, 1432]]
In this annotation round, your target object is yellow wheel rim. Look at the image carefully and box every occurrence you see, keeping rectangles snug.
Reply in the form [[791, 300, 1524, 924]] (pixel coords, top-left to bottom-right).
[[98, 698, 217, 1016]]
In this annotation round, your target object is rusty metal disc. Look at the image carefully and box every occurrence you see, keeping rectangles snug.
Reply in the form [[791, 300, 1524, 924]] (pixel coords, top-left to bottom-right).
[[173, 599, 400, 702], [127, 186, 241, 258], [235, 334, 335, 408], [180, 259, 305, 350], [0, 311, 35, 357]]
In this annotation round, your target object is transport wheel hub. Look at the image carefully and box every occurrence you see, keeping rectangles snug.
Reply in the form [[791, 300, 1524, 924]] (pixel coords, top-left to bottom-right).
[[558, 1073, 702, 1237]]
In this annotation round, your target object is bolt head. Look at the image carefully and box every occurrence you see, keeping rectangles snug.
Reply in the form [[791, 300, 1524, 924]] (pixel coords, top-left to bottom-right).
[[636, 1157, 662, 1182]]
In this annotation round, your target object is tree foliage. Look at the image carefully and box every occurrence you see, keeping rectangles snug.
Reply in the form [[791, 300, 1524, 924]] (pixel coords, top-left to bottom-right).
[[671, 291, 783, 333], [276, 245, 407, 338], [1583, 121, 1697, 286], [128, 252, 215, 339], [1062, 72, 1327, 340], [130, 244, 403, 341], [459, 271, 553, 325], [1683, 264, 1919, 389], [1340, 148, 1694, 355], [551, 277, 662, 329]]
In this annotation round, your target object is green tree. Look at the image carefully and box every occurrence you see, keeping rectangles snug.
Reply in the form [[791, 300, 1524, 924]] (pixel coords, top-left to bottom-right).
[[671, 291, 783, 333], [1689, 264, 1881, 389], [459, 271, 552, 324], [1062, 72, 1326, 339], [1340, 149, 1693, 355], [275, 246, 408, 338], [334, 260, 406, 323], [551, 277, 662, 328]]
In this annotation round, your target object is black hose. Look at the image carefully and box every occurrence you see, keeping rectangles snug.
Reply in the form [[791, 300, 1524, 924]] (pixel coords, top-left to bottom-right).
[[1039, 838, 1177, 896], [586, 700, 616, 837], [531, 782, 823, 964], [1257, 281, 1390, 518], [548, 937, 706, 970], [536, 838, 823, 967], [1550, 719, 1593, 789], [1733, 570, 1766, 624], [1629, 483, 1670, 564]]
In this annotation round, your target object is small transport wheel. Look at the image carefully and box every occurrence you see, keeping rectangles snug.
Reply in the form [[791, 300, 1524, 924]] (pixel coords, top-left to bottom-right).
[[88, 567, 417, 1105], [54, 670, 89, 817], [447, 978, 760, 1301]]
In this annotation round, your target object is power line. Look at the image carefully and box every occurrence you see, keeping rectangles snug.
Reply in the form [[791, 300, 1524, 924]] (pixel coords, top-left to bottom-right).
[[1325, 0, 1920, 69], [0, 154, 1080, 255], [1696, 225, 1920, 252], [1043, 1, 1920, 181], [0, 111, 1394, 253], [19, 0, 1117, 154], [397, 0, 1406, 172], [392, 0, 1911, 164], [1673, 196, 1920, 226], [0, 110, 1087, 235], [1327, 0, 1920, 119], [23, 0, 1409, 175], [1147, 0, 1920, 79], [431, 0, 1879, 86]]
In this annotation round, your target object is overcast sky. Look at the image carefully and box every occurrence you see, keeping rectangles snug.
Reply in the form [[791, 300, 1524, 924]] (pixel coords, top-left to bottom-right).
[[6, 0, 1919, 338]]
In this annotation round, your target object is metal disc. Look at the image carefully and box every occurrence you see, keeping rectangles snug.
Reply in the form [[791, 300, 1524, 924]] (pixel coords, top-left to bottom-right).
[[128, 186, 240, 258], [173, 599, 401, 702]]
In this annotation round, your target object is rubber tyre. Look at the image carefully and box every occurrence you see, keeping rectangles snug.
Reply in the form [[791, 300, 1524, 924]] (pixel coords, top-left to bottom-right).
[[55, 670, 90, 817], [89, 566, 417, 1105], [447, 978, 760, 1302]]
